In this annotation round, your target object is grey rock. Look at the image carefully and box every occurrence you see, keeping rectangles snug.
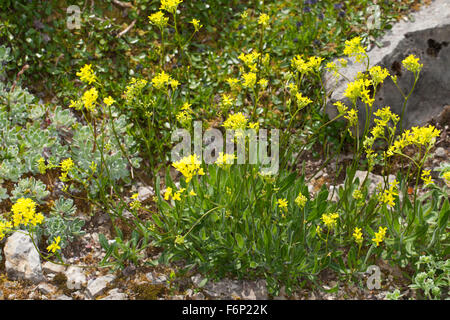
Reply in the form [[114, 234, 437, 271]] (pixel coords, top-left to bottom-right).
[[354, 170, 396, 195], [202, 278, 268, 300], [435, 147, 446, 157], [65, 266, 87, 290], [325, 0, 450, 132], [86, 275, 116, 298], [138, 186, 154, 201], [4, 232, 43, 283], [0, 290, 3, 300], [100, 288, 127, 300], [42, 261, 66, 274], [56, 294, 72, 300], [38, 283, 57, 295]]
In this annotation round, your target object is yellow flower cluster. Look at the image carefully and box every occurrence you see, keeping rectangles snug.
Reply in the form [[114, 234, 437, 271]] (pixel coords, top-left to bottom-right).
[[175, 234, 185, 245], [172, 154, 205, 183], [11, 198, 44, 227], [222, 112, 248, 130], [0, 219, 12, 240], [60, 158, 74, 182], [277, 198, 288, 212], [242, 72, 257, 88], [160, 0, 183, 13], [369, 66, 390, 86], [321, 212, 339, 229], [352, 189, 363, 200], [402, 54, 423, 73], [152, 71, 179, 90], [291, 55, 323, 74], [372, 226, 387, 247], [344, 76, 374, 106], [353, 227, 363, 245], [386, 125, 440, 157], [124, 78, 148, 101], [148, 11, 168, 28], [379, 180, 399, 207], [239, 51, 261, 71], [37, 157, 46, 174], [343, 36, 366, 63], [215, 152, 236, 168], [295, 192, 307, 208], [258, 13, 270, 26], [443, 171, 450, 183], [47, 236, 61, 253], [295, 92, 313, 109], [226, 77, 240, 91], [76, 64, 97, 84], [82, 87, 98, 112], [103, 96, 115, 106], [130, 193, 142, 209], [421, 170, 433, 186], [164, 187, 190, 201]]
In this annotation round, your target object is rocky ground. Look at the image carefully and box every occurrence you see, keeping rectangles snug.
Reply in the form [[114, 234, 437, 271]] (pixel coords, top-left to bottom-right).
[[0, 113, 447, 301]]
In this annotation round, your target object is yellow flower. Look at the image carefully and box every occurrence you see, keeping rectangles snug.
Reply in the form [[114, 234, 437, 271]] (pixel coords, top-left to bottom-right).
[[175, 235, 185, 245], [226, 77, 240, 90], [60, 158, 74, 172], [402, 54, 423, 73], [369, 66, 390, 86], [172, 154, 204, 183], [189, 189, 197, 196], [352, 189, 363, 200], [152, 71, 170, 90], [148, 11, 169, 28], [258, 78, 268, 89], [131, 193, 139, 200], [421, 170, 433, 186], [345, 108, 358, 127], [222, 112, 248, 131], [295, 92, 313, 109], [343, 36, 367, 63], [82, 87, 98, 112], [172, 192, 181, 201], [379, 180, 399, 207], [37, 157, 46, 174], [123, 78, 148, 101], [372, 226, 387, 247], [11, 198, 44, 227], [215, 152, 236, 168], [190, 18, 202, 31], [321, 213, 339, 229], [76, 64, 96, 84], [295, 192, 307, 208], [160, 0, 183, 13], [0, 220, 13, 241], [242, 72, 257, 88], [443, 171, 450, 183], [164, 187, 173, 201], [353, 227, 363, 245], [47, 236, 62, 253], [334, 101, 348, 115], [277, 198, 288, 212], [258, 13, 270, 26], [103, 96, 115, 106]]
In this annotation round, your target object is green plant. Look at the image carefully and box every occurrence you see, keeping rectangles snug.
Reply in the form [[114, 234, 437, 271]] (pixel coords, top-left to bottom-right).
[[43, 197, 85, 250], [410, 255, 449, 300]]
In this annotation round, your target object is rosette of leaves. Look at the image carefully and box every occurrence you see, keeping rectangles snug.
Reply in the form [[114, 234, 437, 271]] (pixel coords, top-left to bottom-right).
[[43, 197, 85, 250], [11, 177, 50, 204]]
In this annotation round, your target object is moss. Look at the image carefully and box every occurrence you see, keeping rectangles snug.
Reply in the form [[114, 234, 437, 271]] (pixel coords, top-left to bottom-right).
[[133, 283, 166, 300]]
